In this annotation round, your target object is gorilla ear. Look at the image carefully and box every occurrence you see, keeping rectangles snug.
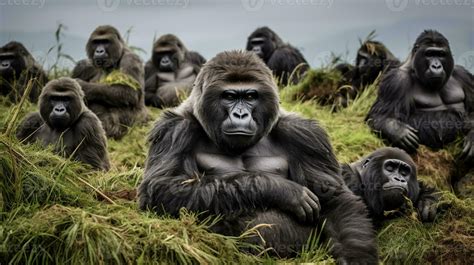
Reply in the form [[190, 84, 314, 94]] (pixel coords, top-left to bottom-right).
[[362, 159, 371, 168], [413, 44, 420, 53]]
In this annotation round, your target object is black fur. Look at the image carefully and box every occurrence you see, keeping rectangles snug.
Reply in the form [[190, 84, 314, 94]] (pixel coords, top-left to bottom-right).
[[16, 77, 110, 171], [342, 147, 439, 223], [139, 50, 377, 263], [0, 41, 49, 103], [246, 27, 308, 85], [72, 25, 147, 140]]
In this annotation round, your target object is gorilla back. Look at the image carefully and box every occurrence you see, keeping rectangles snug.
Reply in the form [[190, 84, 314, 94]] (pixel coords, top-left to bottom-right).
[[139, 51, 377, 263]]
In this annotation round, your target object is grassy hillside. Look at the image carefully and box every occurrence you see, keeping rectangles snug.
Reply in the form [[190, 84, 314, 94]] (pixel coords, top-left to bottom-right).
[[0, 69, 472, 264]]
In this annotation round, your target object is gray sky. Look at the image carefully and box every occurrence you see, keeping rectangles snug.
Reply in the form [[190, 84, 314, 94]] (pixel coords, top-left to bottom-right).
[[1, 0, 473, 71]]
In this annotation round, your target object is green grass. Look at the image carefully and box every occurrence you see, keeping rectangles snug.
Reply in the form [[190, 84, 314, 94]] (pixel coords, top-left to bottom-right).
[[0, 69, 473, 264]]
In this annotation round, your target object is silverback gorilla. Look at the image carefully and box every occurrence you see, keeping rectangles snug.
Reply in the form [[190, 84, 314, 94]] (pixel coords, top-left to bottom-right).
[[138, 51, 378, 263], [366, 30, 473, 160], [246, 27, 308, 85], [16, 77, 110, 171], [342, 148, 439, 223], [0, 41, 49, 103], [145, 34, 206, 108], [72, 25, 147, 140], [334, 40, 400, 108]]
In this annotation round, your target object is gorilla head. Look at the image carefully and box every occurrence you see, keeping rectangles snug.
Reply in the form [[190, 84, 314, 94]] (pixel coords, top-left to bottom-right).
[[411, 30, 454, 89], [152, 34, 186, 72], [355, 40, 398, 85], [246, 27, 283, 62], [39, 78, 85, 130], [186, 50, 279, 153], [86, 25, 124, 69], [347, 147, 420, 215], [0, 41, 30, 80]]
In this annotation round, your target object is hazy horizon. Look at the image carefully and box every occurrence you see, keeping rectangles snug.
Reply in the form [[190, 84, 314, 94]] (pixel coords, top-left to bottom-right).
[[1, 0, 473, 71]]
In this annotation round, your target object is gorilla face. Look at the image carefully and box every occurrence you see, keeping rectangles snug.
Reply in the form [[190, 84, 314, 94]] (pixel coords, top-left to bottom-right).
[[0, 42, 28, 80], [86, 26, 124, 69], [153, 51, 179, 72], [412, 32, 454, 89], [246, 27, 280, 62], [40, 81, 83, 130], [357, 148, 419, 212], [193, 51, 279, 154]]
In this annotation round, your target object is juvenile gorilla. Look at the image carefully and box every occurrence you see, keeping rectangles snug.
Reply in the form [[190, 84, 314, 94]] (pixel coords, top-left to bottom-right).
[[16, 77, 110, 171], [72, 25, 147, 140], [0, 41, 49, 103], [334, 40, 400, 108], [366, 30, 473, 161], [145, 34, 206, 108], [342, 147, 439, 223], [246, 27, 308, 85], [139, 51, 378, 263]]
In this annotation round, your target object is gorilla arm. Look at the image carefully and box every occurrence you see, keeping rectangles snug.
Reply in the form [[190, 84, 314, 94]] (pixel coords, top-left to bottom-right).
[[138, 111, 320, 222], [273, 114, 378, 263], [366, 69, 420, 153], [144, 61, 163, 107], [16, 112, 44, 143], [415, 181, 439, 222], [454, 66, 474, 161], [73, 111, 111, 171], [74, 53, 144, 107]]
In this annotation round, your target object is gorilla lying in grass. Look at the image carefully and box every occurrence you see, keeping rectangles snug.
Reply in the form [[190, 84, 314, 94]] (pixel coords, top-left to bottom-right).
[[342, 147, 439, 223], [16, 77, 110, 171], [139, 50, 378, 263]]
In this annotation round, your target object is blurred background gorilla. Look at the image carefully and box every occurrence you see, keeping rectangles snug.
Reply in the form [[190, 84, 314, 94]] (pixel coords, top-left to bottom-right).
[[342, 147, 439, 223], [138, 50, 377, 263], [334, 38, 400, 108], [0, 41, 49, 103], [16, 77, 110, 171], [72, 25, 147, 140], [144, 34, 206, 108], [246, 27, 308, 86], [366, 30, 473, 192]]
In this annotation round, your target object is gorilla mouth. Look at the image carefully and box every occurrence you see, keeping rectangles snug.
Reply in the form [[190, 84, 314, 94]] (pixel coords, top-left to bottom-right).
[[382, 185, 407, 193], [223, 130, 255, 136], [94, 59, 108, 67]]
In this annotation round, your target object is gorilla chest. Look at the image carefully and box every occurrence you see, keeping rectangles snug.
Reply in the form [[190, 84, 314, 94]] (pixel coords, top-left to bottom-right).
[[195, 138, 289, 177], [412, 78, 465, 111], [157, 65, 195, 84]]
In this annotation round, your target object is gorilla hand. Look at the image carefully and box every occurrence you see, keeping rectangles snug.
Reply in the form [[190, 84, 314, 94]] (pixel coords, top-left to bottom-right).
[[417, 196, 437, 222], [276, 184, 320, 223], [460, 132, 474, 161], [385, 119, 419, 153]]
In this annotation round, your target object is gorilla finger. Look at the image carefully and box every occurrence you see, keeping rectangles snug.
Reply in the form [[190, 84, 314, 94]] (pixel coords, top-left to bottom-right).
[[407, 131, 420, 143], [405, 135, 419, 148], [306, 189, 320, 208], [294, 207, 306, 222], [301, 201, 314, 223], [306, 195, 320, 219], [422, 205, 430, 222], [428, 205, 437, 222], [407, 125, 418, 133], [402, 139, 417, 153]]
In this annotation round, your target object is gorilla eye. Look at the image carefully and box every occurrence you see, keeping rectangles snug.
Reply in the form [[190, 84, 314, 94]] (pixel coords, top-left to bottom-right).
[[399, 166, 411, 177], [245, 91, 258, 101], [385, 163, 395, 172], [362, 159, 370, 168], [222, 92, 237, 101]]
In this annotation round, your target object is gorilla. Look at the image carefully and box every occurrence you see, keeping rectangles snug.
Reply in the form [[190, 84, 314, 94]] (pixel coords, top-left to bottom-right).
[[334, 40, 400, 108], [72, 25, 147, 140], [144, 34, 206, 108], [342, 148, 439, 223], [246, 27, 308, 85], [16, 77, 110, 171], [366, 30, 473, 162], [0, 41, 49, 103], [138, 51, 378, 263]]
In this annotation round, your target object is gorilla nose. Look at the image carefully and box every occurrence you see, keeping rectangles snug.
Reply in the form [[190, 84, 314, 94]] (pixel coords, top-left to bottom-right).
[[252, 46, 261, 53], [161, 57, 170, 65], [233, 111, 250, 120], [430, 61, 443, 74], [393, 176, 406, 183], [95, 47, 106, 56], [1, 61, 10, 69], [54, 106, 66, 114]]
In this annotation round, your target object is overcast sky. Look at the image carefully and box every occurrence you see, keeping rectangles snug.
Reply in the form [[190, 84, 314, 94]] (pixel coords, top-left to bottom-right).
[[1, 0, 473, 71]]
